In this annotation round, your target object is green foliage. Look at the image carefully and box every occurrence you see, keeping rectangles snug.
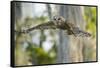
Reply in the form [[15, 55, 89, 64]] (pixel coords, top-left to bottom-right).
[[84, 7, 96, 38], [26, 42, 55, 65], [83, 7, 97, 61], [15, 16, 57, 65]]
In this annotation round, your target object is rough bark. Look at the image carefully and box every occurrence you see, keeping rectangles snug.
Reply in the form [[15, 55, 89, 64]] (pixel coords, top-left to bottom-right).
[[56, 5, 85, 63]]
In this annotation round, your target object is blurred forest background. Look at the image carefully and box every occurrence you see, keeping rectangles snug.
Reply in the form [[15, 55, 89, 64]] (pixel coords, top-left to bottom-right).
[[13, 2, 97, 66]]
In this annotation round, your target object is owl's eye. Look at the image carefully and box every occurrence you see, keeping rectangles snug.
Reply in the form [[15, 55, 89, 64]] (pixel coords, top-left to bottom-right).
[[53, 16, 57, 20], [58, 18, 61, 20]]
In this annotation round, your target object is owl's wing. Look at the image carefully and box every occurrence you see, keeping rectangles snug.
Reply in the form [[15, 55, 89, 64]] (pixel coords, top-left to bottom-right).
[[71, 27, 91, 37], [64, 21, 77, 36], [22, 21, 57, 33], [65, 21, 91, 37]]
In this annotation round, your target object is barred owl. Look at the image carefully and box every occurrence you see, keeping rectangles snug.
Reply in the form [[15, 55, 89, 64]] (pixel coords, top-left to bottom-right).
[[20, 16, 91, 37], [53, 16, 65, 26]]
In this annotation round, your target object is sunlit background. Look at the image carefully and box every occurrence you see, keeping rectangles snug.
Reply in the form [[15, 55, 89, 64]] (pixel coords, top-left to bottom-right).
[[14, 2, 97, 66]]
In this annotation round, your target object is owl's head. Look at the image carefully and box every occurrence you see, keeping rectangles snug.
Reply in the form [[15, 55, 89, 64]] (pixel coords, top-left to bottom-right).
[[53, 16, 65, 22], [53, 16, 65, 26]]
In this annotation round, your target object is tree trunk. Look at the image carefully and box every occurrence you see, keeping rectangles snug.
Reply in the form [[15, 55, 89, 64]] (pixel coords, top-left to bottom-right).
[[56, 5, 85, 63], [46, 4, 52, 20]]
